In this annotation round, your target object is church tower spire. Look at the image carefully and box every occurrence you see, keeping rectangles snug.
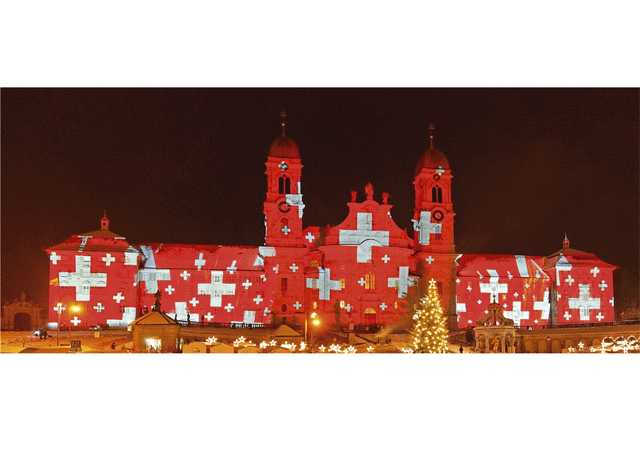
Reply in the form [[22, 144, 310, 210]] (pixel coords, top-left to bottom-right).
[[264, 112, 305, 247]]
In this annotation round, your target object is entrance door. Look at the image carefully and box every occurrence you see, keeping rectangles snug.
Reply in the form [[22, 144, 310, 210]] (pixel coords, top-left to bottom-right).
[[14, 313, 31, 331]]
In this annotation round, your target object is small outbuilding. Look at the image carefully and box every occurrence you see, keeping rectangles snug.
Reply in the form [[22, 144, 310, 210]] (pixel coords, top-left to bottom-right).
[[131, 310, 181, 352], [130, 292, 181, 352]]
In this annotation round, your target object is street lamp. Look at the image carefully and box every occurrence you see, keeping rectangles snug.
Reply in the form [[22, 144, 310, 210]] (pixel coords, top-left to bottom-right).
[[69, 305, 80, 346], [54, 303, 66, 346]]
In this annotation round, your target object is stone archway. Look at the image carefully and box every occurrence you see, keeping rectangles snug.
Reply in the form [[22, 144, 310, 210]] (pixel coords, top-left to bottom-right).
[[524, 340, 535, 353], [14, 312, 32, 331], [551, 340, 562, 353], [537, 340, 549, 353]]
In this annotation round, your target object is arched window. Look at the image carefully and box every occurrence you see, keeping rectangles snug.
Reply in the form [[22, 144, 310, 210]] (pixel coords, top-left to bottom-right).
[[432, 186, 442, 203], [279, 175, 291, 194]]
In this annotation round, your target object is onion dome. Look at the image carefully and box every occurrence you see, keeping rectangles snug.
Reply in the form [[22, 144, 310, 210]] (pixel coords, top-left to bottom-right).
[[414, 123, 450, 176], [268, 110, 300, 159], [269, 136, 300, 159]]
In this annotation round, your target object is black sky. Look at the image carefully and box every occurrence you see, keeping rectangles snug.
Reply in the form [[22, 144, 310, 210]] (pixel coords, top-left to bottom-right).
[[2, 88, 638, 313]]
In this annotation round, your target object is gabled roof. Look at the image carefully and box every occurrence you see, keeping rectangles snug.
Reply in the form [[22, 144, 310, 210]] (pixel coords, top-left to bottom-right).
[[457, 254, 549, 279], [268, 324, 302, 338], [139, 243, 264, 271]]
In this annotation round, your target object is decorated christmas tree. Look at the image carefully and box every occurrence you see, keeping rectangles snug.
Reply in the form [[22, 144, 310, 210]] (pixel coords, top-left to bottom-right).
[[410, 279, 449, 353]]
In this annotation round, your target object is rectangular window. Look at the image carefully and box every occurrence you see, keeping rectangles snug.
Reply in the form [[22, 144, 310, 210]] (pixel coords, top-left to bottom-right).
[[281, 278, 288, 293], [365, 274, 375, 290], [213, 274, 221, 283]]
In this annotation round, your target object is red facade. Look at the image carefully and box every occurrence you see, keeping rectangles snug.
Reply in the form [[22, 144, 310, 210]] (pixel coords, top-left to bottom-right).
[[46, 125, 617, 331]]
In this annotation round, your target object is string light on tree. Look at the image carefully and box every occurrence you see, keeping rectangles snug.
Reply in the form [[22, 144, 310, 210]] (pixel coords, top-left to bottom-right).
[[410, 278, 449, 353]]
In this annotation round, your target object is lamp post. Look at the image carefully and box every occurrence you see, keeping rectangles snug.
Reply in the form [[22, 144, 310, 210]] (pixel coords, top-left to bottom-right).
[[54, 303, 65, 346], [69, 305, 80, 348]]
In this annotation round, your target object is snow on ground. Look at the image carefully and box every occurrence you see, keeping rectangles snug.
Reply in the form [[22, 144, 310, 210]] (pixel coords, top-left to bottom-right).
[[1, 330, 133, 353]]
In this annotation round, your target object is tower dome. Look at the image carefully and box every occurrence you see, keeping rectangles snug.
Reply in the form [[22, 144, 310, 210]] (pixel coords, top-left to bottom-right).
[[268, 111, 300, 159], [414, 123, 450, 176], [414, 145, 450, 176], [268, 135, 300, 159]]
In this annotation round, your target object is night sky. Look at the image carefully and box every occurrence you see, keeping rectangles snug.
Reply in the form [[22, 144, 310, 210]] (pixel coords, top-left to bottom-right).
[[2, 88, 638, 313]]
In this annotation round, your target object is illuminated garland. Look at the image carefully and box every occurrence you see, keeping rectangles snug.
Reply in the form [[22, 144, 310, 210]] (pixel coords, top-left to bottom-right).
[[568, 335, 639, 354], [410, 279, 449, 353]]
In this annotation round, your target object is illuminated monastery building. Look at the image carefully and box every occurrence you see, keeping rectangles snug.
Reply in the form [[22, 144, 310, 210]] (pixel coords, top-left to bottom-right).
[[46, 121, 616, 333]]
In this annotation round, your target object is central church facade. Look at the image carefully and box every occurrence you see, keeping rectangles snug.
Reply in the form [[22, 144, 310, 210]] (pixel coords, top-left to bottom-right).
[[46, 120, 616, 332]]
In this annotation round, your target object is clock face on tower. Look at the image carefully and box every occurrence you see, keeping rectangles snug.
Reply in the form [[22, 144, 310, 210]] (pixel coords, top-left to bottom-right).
[[277, 199, 291, 213], [432, 209, 444, 222]]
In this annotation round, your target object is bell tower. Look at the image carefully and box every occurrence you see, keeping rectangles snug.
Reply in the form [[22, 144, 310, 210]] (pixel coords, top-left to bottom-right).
[[412, 124, 455, 254], [264, 112, 305, 247], [412, 124, 458, 330]]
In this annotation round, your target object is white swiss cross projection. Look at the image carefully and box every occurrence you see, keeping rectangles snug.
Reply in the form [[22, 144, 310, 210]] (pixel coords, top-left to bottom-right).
[[533, 291, 550, 320], [286, 182, 306, 218], [479, 270, 508, 303], [435, 166, 445, 176], [198, 271, 236, 307], [281, 225, 291, 235], [380, 302, 388, 310], [113, 292, 125, 303], [387, 266, 413, 298], [242, 279, 252, 289], [58, 255, 107, 301], [339, 212, 390, 263], [425, 255, 434, 264], [204, 312, 214, 321], [102, 253, 116, 266], [50, 252, 62, 265], [226, 261, 238, 274], [53, 304, 65, 314], [189, 297, 199, 307], [70, 317, 81, 326], [279, 161, 288, 171], [598, 281, 608, 291], [305, 232, 315, 243], [590, 267, 600, 277], [503, 301, 529, 326], [180, 271, 190, 280], [136, 246, 171, 293], [234, 310, 259, 325], [382, 254, 390, 263], [565, 275, 574, 286], [195, 253, 206, 270], [290, 263, 299, 272], [411, 211, 442, 245], [107, 307, 136, 327], [306, 268, 341, 300], [224, 303, 234, 312], [253, 294, 263, 305], [596, 312, 604, 321], [345, 303, 352, 312], [165, 285, 175, 295], [93, 303, 105, 313], [171, 302, 199, 323], [568, 284, 600, 321], [554, 255, 572, 284], [293, 301, 302, 310]]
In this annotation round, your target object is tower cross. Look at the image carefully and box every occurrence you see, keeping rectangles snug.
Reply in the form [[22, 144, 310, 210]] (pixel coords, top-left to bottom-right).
[[280, 111, 287, 136]]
